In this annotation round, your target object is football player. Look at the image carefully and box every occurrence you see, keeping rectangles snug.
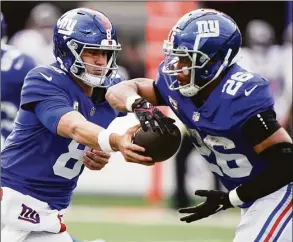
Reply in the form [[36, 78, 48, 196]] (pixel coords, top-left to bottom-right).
[[1, 12, 36, 150], [106, 9, 293, 241], [1, 8, 153, 242]]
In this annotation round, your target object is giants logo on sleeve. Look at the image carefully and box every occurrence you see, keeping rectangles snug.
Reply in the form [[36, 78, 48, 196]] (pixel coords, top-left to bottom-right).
[[18, 204, 40, 224]]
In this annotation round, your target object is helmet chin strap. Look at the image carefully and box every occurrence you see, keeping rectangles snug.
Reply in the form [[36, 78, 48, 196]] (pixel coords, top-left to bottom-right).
[[79, 72, 107, 88], [72, 52, 116, 88], [179, 48, 232, 97], [179, 84, 199, 97]]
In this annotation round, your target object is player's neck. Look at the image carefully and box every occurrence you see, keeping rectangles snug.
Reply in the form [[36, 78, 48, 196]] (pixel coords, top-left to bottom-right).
[[192, 76, 223, 107], [72, 76, 93, 97], [201, 77, 222, 99]]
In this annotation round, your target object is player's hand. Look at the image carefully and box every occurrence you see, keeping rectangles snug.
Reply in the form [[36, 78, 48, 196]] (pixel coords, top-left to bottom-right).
[[178, 190, 233, 223], [119, 124, 155, 166], [131, 98, 176, 134], [83, 149, 111, 170]]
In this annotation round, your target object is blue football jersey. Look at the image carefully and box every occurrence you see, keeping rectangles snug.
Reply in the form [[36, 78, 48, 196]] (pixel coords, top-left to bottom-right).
[[1, 63, 126, 210], [1, 44, 36, 142], [155, 63, 275, 208]]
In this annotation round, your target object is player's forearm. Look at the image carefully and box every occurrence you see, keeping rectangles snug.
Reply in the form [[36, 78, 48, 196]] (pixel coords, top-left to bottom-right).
[[229, 142, 293, 206], [57, 111, 121, 151], [70, 119, 102, 148], [106, 80, 139, 112], [229, 112, 293, 206], [71, 120, 122, 151], [106, 78, 157, 112]]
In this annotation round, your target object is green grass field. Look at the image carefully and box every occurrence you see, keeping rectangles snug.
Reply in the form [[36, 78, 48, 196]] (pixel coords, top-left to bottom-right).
[[66, 194, 239, 242], [68, 222, 235, 242]]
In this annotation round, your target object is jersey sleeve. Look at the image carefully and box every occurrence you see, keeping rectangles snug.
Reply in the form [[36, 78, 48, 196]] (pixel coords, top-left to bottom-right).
[[118, 111, 127, 117], [20, 67, 72, 112], [34, 99, 73, 134], [228, 77, 275, 131]]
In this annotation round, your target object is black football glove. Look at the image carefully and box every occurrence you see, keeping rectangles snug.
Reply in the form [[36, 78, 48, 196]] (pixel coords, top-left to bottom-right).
[[178, 190, 233, 223], [131, 98, 176, 134]]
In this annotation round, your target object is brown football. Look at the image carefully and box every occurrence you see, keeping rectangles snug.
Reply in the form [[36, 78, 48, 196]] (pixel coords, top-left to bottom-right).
[[132, 123, 182, 162]]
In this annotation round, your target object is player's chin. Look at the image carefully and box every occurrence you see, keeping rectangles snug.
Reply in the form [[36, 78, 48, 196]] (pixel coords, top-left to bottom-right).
[[178, 80, 189, 87], [177, 75, 190, 86], [92, 69, 106, 76]]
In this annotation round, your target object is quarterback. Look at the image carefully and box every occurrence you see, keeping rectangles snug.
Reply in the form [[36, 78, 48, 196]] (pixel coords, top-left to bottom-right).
[[1, 8, 153, 242]]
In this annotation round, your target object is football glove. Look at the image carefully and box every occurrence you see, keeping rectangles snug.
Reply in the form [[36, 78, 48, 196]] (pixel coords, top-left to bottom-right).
[[131, 98, 176, 134], [179, 190, 233, 223]]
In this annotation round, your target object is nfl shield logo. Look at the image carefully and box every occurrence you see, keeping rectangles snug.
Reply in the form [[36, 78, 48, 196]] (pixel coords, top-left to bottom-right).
[[73, 101, 79, 111], [192, 112, 200, 122]]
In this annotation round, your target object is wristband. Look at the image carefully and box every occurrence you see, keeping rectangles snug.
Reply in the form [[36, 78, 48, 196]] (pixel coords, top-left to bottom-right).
[[229, 188, 244, 207], [97, 129, 114, 152], [126, 95, 141, 112]]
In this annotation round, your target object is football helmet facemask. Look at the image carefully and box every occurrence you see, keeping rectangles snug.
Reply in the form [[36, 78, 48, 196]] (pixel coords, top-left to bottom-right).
[[53, 8, 121, 88], [162, 8, 242, 97]]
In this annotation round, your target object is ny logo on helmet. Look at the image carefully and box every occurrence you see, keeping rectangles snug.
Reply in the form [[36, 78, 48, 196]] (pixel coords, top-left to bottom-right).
[[196, 20, 220, 37], [57, 17, 77, 36]]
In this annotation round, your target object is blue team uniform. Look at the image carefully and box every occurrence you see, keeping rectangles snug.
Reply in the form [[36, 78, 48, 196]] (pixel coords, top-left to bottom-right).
[[1, 44, 36, 140], [1, 63, 126, 210], [155, 63, 275, 208]]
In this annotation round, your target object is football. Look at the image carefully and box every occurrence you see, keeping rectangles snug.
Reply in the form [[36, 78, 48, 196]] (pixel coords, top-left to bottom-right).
[[132, 123, 182, 162]]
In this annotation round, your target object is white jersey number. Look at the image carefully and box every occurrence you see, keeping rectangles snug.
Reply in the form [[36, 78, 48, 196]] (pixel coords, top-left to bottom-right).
[[222, 72, 254, 96], [188, 129, 253, 178], [1, 101, 19, 151], [53, 140, 87, 179], [1, 44, 22, 71], [1, 101, 18, 132], [1, 134, 5, 152]]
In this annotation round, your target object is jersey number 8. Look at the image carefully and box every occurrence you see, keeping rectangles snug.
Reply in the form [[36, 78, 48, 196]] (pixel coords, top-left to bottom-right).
[[53, 140, 87, 179]]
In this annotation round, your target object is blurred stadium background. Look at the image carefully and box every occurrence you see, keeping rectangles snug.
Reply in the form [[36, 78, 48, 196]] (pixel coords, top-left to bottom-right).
[[1, 1, 292, 241]]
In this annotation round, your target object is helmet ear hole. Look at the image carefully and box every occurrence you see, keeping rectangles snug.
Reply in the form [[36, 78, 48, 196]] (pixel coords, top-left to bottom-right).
[[207, 52, 221, 65], [70, 65, 79, 74], [200, 51, 222, 76]]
